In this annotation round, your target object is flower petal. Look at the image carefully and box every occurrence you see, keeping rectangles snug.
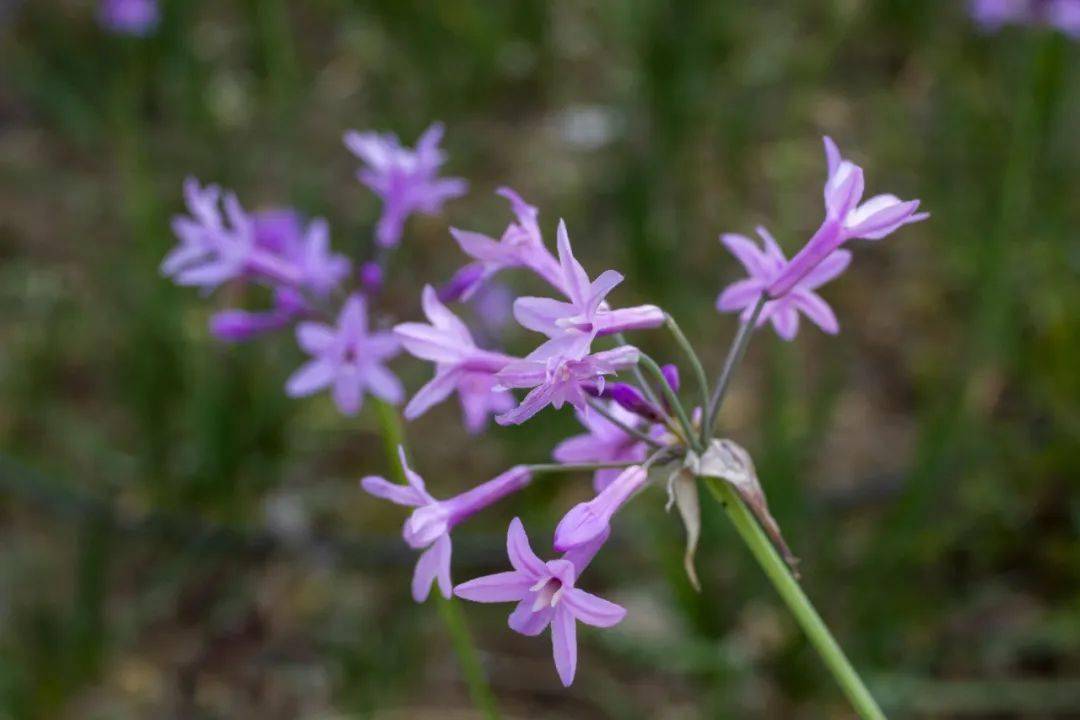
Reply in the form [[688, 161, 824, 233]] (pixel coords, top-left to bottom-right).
[[454, 571, 532, 603], [770, 306, 800, 341], [563, 588, 627, 628], [296, 322, 337, 355], [792, 290, 840, 334], [801, 249, 852, 289], [550, 606, 578, 687], [505, 517, 546, 578], [720, 233, 771, 278], [513, 297, 577, 336], [508, 596, 554, 636], [412, 533, 452, 602], [495, 383, 556, 426], [333, 373, 364, 415], [556, 220, 590, 305], [364, 363, 404, 404], [717, 278, 764, 313], [404, 368, 462, 420], [360, 475, 427, 507], [285, 360, 335, 397]]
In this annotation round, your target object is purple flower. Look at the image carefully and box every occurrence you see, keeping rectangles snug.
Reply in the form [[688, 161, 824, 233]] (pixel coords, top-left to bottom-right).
[[495, 345, 641, 426], [395, 286, 517, 433], [162, 180, 349, 296], [344, 123, 467, 248], [514, 221, 665, 360], [767, 137, 928, 298], [970, 0, 1080, 35], [362, 450, 532, 602], [449, 187, 564, 297], [553, 404, 650, 491], [286, 294, 402, 415], [554, 466, 648, 551], [718, 227, 851, 341], [98, 0, 158, 36], [455, 518, 625, 686]]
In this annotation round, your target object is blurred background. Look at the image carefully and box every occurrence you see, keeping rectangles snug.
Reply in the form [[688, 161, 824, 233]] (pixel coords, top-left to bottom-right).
[[1, 1, 1078, 718]]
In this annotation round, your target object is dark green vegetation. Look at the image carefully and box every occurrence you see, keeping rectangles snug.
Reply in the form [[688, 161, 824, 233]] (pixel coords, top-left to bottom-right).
[[1, 1, 1078, 717]]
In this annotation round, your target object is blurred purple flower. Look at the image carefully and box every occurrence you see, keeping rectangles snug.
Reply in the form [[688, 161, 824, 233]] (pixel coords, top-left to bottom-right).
[[554, 465, 648, 551], [362, 450, 532, 602], [495, 345, 640, 426], [344, 123, 467, 248], [98, 0, 158, 36], [469, 281, 515, 334], [718, 227, 851, 341], [162, 180, 349, 296], [455, 518, 625, 686], [514, 221, 665, 360], [553, 404, 650, 491], [395, 285, 516, 432], [767, 137, 927, 298], [359, 261, 384, 296], [286, 294, 402, 415], [449, 187, 564, 298], [970, 0, 1080, 36]]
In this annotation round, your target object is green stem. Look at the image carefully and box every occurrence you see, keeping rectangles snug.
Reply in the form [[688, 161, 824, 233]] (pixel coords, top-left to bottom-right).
[[527, 460, 643, 475], [437, 596, 501, 720], [639, 352, 698, 450], [703, 478, 886, 720], [585, 397, 664, 448], [371, 400, 500, 719], [706, 293, 767, 438], [663, 314, 711, 444]]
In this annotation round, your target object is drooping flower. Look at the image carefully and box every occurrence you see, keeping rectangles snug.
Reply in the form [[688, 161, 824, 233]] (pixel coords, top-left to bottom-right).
[[344, 123, 468, 248], [767, 137, 928, 298], [495, 345, 641, 426], [554, 466, 649, 551], [395, 285, 517, 433], [455, 518, 625, 686], [448, 188, 563, 299], [286, 294, 402, 415], [98, 0, 159, 36], [718, 227, 851, 341], [210, 288, 306, 343], [513, 221, 665, 360], [362, 450, 532, 602], [553, 404, 650, 491]]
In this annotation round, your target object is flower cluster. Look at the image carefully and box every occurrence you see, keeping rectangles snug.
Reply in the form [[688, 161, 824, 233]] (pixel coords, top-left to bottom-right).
[[969, 0, 1080, 36], [163, 127, 926, 688], [98, 0, 159, 36]]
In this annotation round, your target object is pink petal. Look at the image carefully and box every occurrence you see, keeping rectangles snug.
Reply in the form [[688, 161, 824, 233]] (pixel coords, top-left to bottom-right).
[[563, 588, 627, 628], [508, 596, 554, 636], [285, 360, 335, 397], [495, 383, 556, 425], [585, 270, 624, 315], [338, 294, 368, 336], [720, 233, 771, 277], [792, 291, 840, 334], [364, 363, 404, 404], [396, 446, 431, 499], [801, 249, 852, 289], [513, 297, 577, 336], [454, 571, 532, 602], [717, 279, 764, 313], [552, 433, 609, 464], [556, 220, 591, 305], [505, 517, 546, 578], [412, 534, 452, 602], [824, 162, 865, 219], [364, 332, 401, 361], [450, 228, 505, 262], [394, 323, 469, 363], [404, 368, 462, 420], [770, 307, 800, 341], [360, 475, 427, 507], [333, 373, 364, 415], [823, 136, 842, 178], [551, 606, 578, 687], [421, 285, 473, 341], [845, 196, 923, 241]]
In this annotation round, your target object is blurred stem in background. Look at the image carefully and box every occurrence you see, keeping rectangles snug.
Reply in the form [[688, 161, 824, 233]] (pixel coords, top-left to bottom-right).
[[373, 399, 501, 720]]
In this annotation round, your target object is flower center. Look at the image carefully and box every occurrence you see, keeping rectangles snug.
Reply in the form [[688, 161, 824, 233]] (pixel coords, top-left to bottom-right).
[[529, 576, 566, 611]]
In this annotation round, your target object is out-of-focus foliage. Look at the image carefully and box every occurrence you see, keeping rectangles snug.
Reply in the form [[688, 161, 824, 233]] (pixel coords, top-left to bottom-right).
[[0, 1, 1078, 717]]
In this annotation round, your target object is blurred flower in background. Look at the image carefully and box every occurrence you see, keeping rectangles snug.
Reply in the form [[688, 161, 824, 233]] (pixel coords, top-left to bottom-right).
[[97, 0, 158, 36], [969, 0, 1080, 36]]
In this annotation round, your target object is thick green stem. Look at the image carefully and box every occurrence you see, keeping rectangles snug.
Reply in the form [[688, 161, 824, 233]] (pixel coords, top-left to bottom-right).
[[372, 400, 500, 719], [703, 478, 886, 720]]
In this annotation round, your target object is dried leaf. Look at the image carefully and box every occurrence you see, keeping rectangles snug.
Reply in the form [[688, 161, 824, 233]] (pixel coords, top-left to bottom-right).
[[692, 439, 800, 574], [666, 465, 702, 591]]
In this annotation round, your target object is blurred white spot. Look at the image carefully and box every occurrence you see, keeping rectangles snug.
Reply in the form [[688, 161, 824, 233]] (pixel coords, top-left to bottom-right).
[[551, 105, 622, 151]]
